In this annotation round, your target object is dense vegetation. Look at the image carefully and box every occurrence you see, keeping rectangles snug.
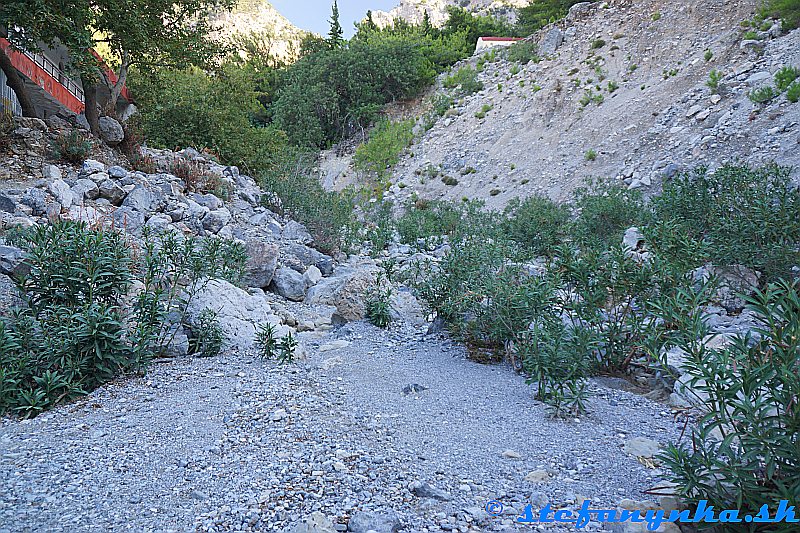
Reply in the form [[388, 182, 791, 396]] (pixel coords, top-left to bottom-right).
[[0, 222, 246, 417]]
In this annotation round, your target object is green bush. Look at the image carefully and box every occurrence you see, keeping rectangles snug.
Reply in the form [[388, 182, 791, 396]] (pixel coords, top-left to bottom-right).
[[774, 65, 800, 91], [443, 67, 484, 95], [0, 221, 134, 417], [366, 282, 393, 328], [649, 164, 800, 281], [502, 195, 571, 256], [188, 309, 224, 357], [572, 181, 645, 251], [506, 41, 540, 64], [432, 93, 454, 116], [749, 85, 778, 104], [131, 66, 291, 176], [760, 0, 800, 30], [706, 69, 723, 93], [354, 119, 415, 184], [590, 38, 606, 49], [259, 153, 355, 254], [255, 323, 297, 364], [51, 130, 93, 164], [516, 0, 586, 35], [787, 80, 800, 103], [660, 280, 800, 531], [474, 104, 493, 119], [272, 36, 436, 148]]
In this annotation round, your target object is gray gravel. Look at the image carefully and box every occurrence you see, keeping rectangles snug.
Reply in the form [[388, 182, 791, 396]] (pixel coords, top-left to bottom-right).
[[0, 321, 683, 532]]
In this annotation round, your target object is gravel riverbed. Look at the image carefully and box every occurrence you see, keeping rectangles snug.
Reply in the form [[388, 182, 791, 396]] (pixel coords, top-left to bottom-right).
[[0, 321, 683, 532]]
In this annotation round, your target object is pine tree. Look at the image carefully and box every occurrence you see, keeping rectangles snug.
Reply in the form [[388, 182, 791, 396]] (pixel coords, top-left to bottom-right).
[[328, 0, 344, 48], [422, 10, 432, 34]]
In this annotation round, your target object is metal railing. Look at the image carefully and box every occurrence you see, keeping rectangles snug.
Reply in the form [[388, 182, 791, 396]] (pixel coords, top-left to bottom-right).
[[22, 49, 84, 102], [0, 68, 23, 117]]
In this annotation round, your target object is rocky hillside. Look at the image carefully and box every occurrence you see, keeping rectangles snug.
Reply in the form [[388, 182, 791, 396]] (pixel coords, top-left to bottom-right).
[[210, 0, 309, 61], [371, 0, 527, 28], [0, 117, 423, 360], [376, 0, 800, 207]]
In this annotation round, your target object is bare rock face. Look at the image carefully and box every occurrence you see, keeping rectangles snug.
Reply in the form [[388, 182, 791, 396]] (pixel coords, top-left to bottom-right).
[[187, 279, 290, 352], [305, 267, 378, 322], [244, 240, 280, 288]]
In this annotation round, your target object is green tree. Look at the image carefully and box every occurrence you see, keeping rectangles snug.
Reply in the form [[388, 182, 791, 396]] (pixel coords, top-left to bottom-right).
[[328, 0, 344, 48]]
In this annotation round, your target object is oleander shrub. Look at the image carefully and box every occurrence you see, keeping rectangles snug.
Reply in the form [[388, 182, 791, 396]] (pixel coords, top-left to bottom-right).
[[648, 164, 800, 282], [187, 309, 225, 357], [354, 119, 415, 185], [502, 195, 571, 256], [259, 152, 356, 254], [660, 280, 800, 531], [572, 180, 646, 251], [0, 221, 134, 417]]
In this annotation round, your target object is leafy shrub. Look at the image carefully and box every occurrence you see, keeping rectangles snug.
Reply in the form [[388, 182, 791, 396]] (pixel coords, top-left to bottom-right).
[[272, 36, 436, 148], [572, 181, 645, 251], [474, 104, 493, 119], [255, 323, 296, 364], [129, 148, 158, 174], [0, 221, 134, 417], [260, 153, 355, 254], [774, 65, 800, 91], [51, 130, 92, 164], [432, 93, 454, 116], [704, 49, 713, 61], [660, 280, 800, 531], [749, 85, 778, 104], [443, 67, 483, 95], [787, 80, 800, 103], [506, 41, 540, 64], [502, 195, 571, 256], [516, 0, 586, 35], [133, 228, 247, 357], [187, 309, 224, 357], [366, 284, 393, 328], [131, 66, 290, 176], [584, 149, 597, 161], [354, 119, 414, 184], [590, 38, 606, 49], [650, 165, 800, 282]]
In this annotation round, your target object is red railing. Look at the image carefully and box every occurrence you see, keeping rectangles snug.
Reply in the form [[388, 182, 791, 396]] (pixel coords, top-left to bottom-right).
[[0, 38, 131, 115]]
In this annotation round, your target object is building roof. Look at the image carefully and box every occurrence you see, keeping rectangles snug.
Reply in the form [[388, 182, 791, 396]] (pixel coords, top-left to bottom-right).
[[477, 37, 523, 42]]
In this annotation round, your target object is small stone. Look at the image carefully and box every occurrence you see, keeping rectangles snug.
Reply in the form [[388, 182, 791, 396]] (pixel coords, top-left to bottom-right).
[[623, 437, 661, 459], [410, 481, 451, 501], [501, 449, 522, 459], [524, 470, 550, 483]]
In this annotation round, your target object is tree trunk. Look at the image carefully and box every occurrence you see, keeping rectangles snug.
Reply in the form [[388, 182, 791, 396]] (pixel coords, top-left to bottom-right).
[[81, 74, 99, 136], [0, 46, 37, 118], [102, 53, 129, 118]]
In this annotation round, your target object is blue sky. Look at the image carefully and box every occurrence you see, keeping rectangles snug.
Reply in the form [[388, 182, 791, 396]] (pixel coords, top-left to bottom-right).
[[270, 0, 397, 37]]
